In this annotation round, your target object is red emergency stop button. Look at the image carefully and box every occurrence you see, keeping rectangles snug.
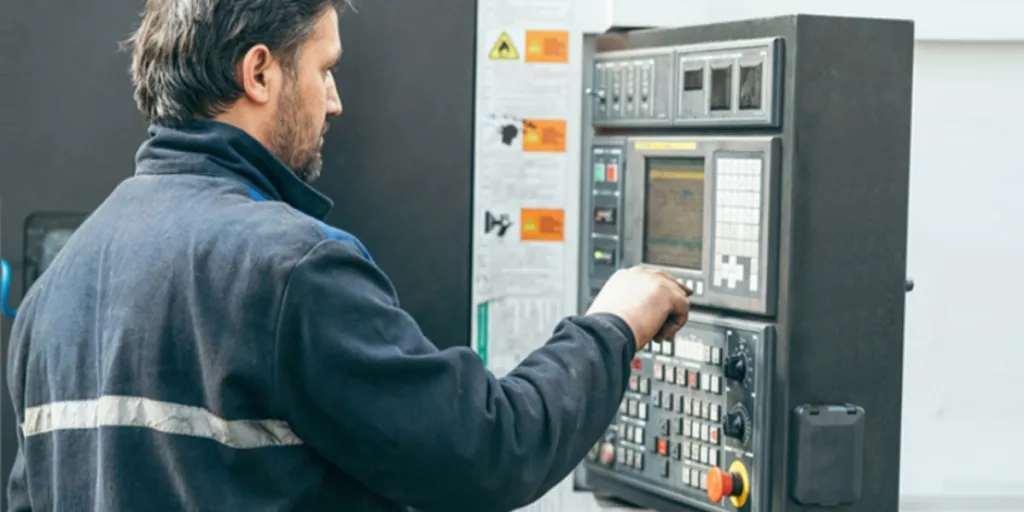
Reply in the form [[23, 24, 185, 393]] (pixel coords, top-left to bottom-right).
[[707, 467, 744, 503]]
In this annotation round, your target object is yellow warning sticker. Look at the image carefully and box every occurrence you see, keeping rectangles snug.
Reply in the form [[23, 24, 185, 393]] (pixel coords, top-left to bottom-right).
[[488, 32, 519, 60]]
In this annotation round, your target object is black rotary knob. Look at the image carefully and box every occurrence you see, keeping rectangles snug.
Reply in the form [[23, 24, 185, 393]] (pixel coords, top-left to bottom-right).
[[723, 411, 746, 440], [723, 355, 747, 381]]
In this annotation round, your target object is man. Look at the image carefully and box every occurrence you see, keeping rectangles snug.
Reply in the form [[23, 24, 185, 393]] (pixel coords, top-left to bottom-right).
[[6, 1, 692, 510]]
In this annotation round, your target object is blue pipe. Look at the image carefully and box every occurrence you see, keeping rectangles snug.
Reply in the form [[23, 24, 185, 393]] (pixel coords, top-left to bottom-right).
[[1, 259, 17, 318]]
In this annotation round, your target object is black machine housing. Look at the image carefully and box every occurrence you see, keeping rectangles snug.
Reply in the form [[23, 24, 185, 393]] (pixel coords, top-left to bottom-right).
[[577, 15, 914, 512]]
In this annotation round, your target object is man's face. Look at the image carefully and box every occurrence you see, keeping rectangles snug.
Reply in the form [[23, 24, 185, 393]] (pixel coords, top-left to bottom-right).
[[267, 8, 343, 183]]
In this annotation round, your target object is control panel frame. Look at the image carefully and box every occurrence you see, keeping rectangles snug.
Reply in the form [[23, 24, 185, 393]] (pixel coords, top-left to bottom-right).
[[621, 136, 782, 316], [591, 37, 783, 129], [584, 311, 776, 511]]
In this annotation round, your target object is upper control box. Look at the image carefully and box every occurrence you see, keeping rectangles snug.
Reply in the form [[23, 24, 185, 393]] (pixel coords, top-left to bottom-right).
[[590, 37, 783, 129]]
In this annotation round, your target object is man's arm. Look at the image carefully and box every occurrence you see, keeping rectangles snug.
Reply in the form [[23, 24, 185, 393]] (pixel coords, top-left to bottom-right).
[[273, 239, 636, 511]]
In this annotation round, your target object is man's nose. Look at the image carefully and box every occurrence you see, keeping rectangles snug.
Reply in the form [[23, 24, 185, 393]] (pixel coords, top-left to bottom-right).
[[326, 73, 343, 116]]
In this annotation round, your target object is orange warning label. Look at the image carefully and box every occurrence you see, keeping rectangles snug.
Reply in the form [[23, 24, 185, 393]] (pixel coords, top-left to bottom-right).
[[522, 119, 566, 153], [525, 30, 569, 63], [520, 208, 565, 242]]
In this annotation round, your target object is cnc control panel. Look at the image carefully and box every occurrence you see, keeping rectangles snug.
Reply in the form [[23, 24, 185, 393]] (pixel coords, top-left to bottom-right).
[[587, 313, 773, 510]]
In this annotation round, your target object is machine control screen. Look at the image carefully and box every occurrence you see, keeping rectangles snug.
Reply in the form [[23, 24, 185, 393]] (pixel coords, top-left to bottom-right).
[[643, 157, 705, 270]]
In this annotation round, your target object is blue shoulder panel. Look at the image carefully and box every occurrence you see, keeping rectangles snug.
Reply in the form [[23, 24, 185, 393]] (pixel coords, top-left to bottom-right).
[[246, 185, 374, 262]]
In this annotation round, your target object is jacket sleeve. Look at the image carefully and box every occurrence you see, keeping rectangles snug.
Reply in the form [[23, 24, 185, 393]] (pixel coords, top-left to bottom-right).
[[6, 436, 30, 511], [273, 239, 636, 511]]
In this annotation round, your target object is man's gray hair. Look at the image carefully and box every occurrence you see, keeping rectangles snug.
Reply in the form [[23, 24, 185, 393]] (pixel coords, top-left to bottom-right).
[[123, 0, 351, 124]]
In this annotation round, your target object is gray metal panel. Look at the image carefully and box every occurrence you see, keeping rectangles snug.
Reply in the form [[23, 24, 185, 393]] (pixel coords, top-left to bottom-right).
[[621, 136, 780, 316]]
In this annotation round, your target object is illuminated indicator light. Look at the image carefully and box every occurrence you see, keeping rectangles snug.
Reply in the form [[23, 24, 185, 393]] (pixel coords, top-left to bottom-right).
[[593, 164, 606, 181], [607, 164, 618, 182]]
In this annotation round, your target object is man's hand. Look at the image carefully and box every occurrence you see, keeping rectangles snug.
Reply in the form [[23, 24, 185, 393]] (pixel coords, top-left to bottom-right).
[[586, 266, 693, 351]]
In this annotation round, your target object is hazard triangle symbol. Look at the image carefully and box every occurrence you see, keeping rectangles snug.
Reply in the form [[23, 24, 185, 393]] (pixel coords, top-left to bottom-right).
[[488, 32, 519, 61]]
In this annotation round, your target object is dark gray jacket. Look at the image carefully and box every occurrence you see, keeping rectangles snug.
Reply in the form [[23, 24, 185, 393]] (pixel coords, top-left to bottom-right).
[[6, 119, 636, 511]]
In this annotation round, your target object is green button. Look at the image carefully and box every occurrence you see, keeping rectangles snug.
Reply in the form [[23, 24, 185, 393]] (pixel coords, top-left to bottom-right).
[[593, 164, 606, 181]]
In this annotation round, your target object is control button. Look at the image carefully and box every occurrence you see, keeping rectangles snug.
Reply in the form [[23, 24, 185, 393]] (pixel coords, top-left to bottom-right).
[[691, 420, 701, 439], [709, 448, 719, 467], [711, 347, 722, 365], [671, 442, 682, 460], [702, 401, 711, 419], [639, 402, 648, 420], [600, 442, 616, 465], [627, 400, 637, 417], [631, 357, 642, 371], [683, 420, 692, 438], [688, 371, 700, 389], [724, 355, 747, 381], [607, 164, 619, 182], [593, 163, 606, 182], [710, 376, 721, 394], [709, 426, 720, 445], [666, 393, 675, 411], [653, 390, 662, 408], [701, 373, 711, 391], [661, 342, 673, 356], [628, 376, 638, 391], [699, 471, 708, 490], [651, 341, 662, 354], [626, 424, 635, 440], [710, 404, 721, 422], [666, 366, 677, 384], [619, 400, 627, 415], [675, 417, 685, 435], [707, 467, 745, 503], [654, 363, 664, 381], [683, 396, 693, 415], [657, 437, 668, 456], [682, 467, 691, 486], [634, 452, 644, 470], [625, 448, 635, 467], [700, 445, 709, 464], [617, 446, 627, 465], [702, 345, 712, 363], [618, 423, 627, 438], [676, 394, 685, 412], [694, 399, 704, 418], [634, 427, 645, 444], [660, 419, 672, 437], [660, 459, 670, 478], [592, 249, 615, 265], [724, 412, 746, 440], [593, 207, 617, 224], [640, 378, 650, 395], [700, 423, 709, 442], [696, 281, 705, 295]]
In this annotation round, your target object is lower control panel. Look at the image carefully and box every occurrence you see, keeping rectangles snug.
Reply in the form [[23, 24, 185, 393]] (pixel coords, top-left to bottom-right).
[[585, 312, 774, 511]]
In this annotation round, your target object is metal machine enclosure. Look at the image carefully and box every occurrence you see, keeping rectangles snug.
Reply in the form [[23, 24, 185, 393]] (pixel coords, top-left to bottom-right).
[[579, 16, 913, 512]]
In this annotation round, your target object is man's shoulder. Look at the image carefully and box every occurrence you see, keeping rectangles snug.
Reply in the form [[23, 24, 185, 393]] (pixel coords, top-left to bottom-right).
[[223, 186, 373, 267]]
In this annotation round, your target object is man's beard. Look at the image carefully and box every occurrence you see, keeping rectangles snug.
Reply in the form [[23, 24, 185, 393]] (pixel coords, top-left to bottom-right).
[[267, 83, 325, 183]]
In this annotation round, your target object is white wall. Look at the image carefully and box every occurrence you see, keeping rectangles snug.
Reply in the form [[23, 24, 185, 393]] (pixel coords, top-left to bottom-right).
[[900, 41, 1024, 511]]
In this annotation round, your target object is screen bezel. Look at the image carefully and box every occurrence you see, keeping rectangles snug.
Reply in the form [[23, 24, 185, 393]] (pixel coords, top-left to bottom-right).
[[621, 136, 781, 316]]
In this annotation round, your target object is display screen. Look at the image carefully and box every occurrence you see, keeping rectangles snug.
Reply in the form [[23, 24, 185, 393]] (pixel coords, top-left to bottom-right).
[[643, 157, 705, 270]]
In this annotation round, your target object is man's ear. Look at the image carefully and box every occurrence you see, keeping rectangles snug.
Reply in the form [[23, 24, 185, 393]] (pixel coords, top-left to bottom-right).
[[237, 44, 280, 104]]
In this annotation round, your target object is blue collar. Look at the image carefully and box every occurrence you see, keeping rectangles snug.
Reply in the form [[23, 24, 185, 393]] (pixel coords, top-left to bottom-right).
[[134, 119, 333, 220]]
